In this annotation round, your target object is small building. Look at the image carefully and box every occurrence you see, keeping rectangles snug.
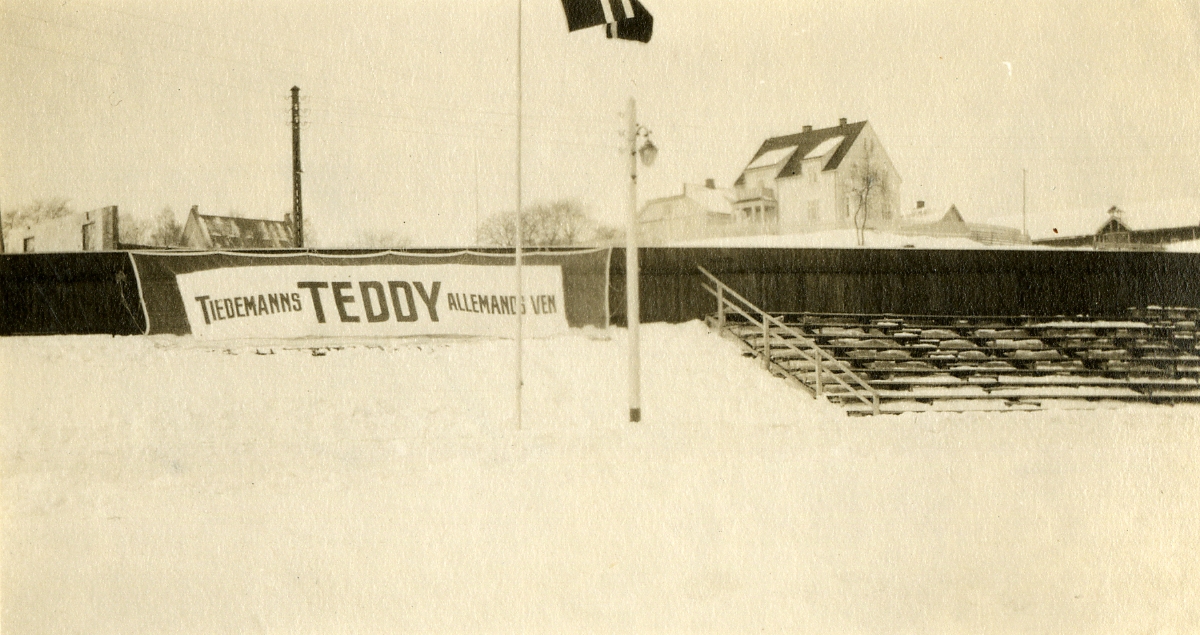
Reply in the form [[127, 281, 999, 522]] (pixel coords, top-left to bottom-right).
[[896, 202, 1028, 246], [732, 119, 902, 235], [638, 180, 736, 245], [180, 207, 295, 249], [1032, 204, 1200, 250], [6, 205, 121, 252]]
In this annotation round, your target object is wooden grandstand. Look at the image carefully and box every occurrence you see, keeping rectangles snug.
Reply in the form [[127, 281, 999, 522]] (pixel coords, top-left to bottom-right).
[[699, 267, 1200, 415]]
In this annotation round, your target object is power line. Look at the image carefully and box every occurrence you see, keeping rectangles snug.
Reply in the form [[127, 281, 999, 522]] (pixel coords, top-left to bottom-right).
[[305, 92, 626, 130], [304, 104, 619, 144], [71, 0, 327, 63], [303, 118, 619, 151], [2, 8, 290, 83], [1, 39, 283, 99], [67, 1, 431, 96]]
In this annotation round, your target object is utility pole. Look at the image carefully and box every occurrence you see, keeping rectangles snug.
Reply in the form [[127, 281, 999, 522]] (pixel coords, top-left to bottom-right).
[[626, 97, 641, 423], [291, 86, 304, 248]]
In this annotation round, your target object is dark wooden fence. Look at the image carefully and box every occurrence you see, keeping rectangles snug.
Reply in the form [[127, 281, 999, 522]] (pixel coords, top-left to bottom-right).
[[608, 247, 1200, 324], [4, 247, 1200, 335], [0, 252, 145, 335]]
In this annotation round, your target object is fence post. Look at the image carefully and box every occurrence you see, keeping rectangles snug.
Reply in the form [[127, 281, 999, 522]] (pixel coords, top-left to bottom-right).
[[814, 343, 823, 395], [717, 285, 725, 329], [762, 312, 770, 369]]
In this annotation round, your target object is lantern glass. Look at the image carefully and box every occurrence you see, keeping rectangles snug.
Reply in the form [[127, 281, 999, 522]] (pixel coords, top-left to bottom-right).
[[639, 139, 658, 167]]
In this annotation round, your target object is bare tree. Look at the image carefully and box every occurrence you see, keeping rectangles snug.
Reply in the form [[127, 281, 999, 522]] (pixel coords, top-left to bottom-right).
[[477, 199, 617, 247], [147, 207, 183, 247], [847, 139, 893, 246], [118, 212, 150, 246], [356, 229, 411, 248], [1, 198, 73, 245], [591, 224, 624, 246]]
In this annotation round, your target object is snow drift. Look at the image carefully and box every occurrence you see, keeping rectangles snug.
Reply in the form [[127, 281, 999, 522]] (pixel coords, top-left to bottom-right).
[[3, 324, 1198, 633]]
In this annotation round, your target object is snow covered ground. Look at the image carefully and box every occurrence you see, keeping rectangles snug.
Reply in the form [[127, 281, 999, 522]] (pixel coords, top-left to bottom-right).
[[3, 323, 1199, 633], [673, 228, 1031, 249]]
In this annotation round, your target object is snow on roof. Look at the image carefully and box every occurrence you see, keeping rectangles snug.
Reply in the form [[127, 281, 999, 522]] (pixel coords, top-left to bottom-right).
[[669, 229, 1047, 250], [683, 184, 734, 215], [992, 197, 1200, 241], [1164, 237, 1200, 252], [735, 121, 868, 187], [803, 136, 844, 159], [745, 145, 798, 170], [194, 213, 294, 248], [900, 204, 965, 226]]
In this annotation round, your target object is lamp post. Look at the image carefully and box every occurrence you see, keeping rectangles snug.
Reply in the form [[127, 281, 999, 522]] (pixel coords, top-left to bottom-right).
[[626, 97, 656, 423]]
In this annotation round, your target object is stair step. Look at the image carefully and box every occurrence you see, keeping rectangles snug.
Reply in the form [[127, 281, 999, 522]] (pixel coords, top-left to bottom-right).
[[712, 304, 1200, 415]]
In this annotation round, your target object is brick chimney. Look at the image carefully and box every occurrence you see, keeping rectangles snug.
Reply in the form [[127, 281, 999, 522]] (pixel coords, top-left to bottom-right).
[[803, 125, 812, 132], [838, 117, 848, 126], [705, 178, 715, 189]]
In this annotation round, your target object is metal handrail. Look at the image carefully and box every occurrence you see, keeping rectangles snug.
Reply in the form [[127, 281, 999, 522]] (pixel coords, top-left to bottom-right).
[[705, 284, 878, 411], [698, 266, 881, 414], [701, 282, 822, 394]]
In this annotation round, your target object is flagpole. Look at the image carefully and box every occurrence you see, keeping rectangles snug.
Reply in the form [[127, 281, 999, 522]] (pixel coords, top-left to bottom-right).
[[515, 0, 525, 430]]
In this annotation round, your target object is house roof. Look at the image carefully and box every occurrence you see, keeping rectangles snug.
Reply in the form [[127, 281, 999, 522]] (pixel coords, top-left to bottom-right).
[[192, 213, 294, 248], [902, 203, 966, 227], [993, 198, 1200, 241], [683, 183, 734, 215], [735, 120, 868, 186], [1096, 211, 1133, 235], [641, 184, 734, 221]]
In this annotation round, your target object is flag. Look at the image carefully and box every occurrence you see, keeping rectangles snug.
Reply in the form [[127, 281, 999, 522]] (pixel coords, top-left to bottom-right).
[[605, 0, 653, 43], [560, 0, 653, 43]]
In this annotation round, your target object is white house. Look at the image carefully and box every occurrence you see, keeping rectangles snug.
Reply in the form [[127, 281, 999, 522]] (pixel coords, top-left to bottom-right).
[[896, 202, 1029, 246], [732, 119, 901, 234], [6, 205, 121, 252], [638, 179, 735, 245]]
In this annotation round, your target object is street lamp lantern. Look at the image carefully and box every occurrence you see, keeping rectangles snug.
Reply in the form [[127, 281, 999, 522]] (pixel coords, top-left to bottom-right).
[[638, 136, 658, 167]]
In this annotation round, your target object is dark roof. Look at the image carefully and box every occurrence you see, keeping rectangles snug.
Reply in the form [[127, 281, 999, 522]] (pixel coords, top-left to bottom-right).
[[944, 204, 965, 224], [1097, 216, 1133, 235], [197, 214, 294, 248], [735, 120, 868, 186]]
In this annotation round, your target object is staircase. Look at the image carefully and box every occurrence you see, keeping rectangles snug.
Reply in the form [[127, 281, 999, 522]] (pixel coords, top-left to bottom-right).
[[699, 267, 1200, 415]]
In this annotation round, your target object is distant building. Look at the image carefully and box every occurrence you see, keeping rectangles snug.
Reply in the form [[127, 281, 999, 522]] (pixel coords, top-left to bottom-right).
[[1032, 205, 1200, 250], [732, 119, 901, 235], [181, 206, 295, 249], [7, 205, 121, 252], [896, 202, 1028, 246], [638, 180, 736, 245]]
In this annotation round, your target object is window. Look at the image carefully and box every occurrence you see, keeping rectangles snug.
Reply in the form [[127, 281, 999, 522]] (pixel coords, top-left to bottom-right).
[[807, 200, 820, 222], [23, 237, 34, 252], [809, 168, 818, 185], [82, 222, 96, 250]]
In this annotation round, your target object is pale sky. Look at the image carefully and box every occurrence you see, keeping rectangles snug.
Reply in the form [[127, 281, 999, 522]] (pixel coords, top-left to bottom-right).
[[3, 0, 1199, 246]]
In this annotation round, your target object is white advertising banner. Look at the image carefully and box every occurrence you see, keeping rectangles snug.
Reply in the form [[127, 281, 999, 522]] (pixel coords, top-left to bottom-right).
[[175, 263, 568, 339]]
